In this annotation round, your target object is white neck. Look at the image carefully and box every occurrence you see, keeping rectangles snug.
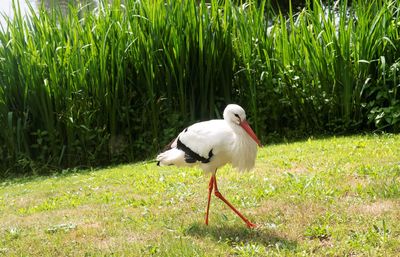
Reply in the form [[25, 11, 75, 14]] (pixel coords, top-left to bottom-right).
[[228, 122, 258, 171]]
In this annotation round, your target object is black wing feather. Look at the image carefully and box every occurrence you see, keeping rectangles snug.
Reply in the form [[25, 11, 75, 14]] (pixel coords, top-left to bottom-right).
[[177, 138, 213, 164]]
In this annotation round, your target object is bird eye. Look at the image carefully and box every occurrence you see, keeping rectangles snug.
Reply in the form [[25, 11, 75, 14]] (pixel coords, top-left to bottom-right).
[[234, 114, 240, 118]]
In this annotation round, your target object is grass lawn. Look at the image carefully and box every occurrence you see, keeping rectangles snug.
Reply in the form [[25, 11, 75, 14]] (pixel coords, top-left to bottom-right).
[[1, 134, 399, 256]]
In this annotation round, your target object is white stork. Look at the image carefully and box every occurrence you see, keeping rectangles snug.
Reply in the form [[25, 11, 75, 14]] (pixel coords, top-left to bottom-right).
[[156, 104, 261, 228]]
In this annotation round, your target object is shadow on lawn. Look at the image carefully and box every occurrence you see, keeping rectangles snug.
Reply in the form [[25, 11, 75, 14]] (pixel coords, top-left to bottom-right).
[[185, 222, 297, 250]]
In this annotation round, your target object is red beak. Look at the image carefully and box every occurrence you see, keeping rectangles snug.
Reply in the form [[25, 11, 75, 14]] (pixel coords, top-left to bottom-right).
[[240, 120, 262, 147]]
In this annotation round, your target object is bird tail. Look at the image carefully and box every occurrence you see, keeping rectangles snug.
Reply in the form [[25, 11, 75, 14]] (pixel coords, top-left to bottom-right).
[[156, 148, 187, 167]]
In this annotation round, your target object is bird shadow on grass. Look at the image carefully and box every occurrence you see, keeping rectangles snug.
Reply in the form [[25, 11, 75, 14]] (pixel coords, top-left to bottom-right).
[[184, 222, 298, 251]]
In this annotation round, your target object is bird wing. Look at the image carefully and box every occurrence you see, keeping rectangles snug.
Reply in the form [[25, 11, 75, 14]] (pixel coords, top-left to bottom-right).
[[176, 119, 234, 162]]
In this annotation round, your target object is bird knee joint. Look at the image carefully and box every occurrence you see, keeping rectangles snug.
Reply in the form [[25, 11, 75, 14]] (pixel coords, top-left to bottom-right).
[[214, 191, 222, 198]]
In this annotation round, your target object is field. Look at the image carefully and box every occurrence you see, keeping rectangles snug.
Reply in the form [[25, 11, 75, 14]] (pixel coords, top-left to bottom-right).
[[1, 134, 399, 256]]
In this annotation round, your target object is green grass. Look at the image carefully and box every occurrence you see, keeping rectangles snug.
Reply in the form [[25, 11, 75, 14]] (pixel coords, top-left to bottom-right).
[[1, 134, 399, 256]]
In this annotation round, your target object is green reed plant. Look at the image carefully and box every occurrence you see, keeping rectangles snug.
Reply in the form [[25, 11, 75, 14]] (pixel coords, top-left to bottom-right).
[[0, 0, 398, 175]]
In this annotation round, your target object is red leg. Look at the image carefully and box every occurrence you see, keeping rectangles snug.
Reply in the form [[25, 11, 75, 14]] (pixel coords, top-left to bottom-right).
[[213, 175, 256, 228], [205, 175, 214, 225]]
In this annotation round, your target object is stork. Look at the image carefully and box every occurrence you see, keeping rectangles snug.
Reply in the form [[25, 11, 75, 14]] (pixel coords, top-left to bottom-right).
[[156, 104, 261, 228]]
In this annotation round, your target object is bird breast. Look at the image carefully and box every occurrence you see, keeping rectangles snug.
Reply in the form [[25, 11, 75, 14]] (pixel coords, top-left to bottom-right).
[[230, 127, 258, 172]]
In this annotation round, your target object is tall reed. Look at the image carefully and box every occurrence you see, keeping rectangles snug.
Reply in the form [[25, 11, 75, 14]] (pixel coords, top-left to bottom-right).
[[0, 0, 398, 174]]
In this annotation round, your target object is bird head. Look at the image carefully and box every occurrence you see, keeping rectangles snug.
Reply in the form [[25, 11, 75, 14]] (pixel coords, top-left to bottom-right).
[[223, 104, 262, 147]]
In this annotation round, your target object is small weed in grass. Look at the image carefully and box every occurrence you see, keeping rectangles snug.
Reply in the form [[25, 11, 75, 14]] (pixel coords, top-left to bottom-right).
[[46, 223, 77, 234]]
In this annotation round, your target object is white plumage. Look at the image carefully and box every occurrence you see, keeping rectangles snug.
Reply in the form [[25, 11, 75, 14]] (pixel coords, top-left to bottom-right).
[[157, 104, 260, 172], [156, 104, 261, 228]]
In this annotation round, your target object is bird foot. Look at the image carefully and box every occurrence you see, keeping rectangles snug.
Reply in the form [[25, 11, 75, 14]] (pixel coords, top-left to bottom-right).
[[246, 222, 257, 229]]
